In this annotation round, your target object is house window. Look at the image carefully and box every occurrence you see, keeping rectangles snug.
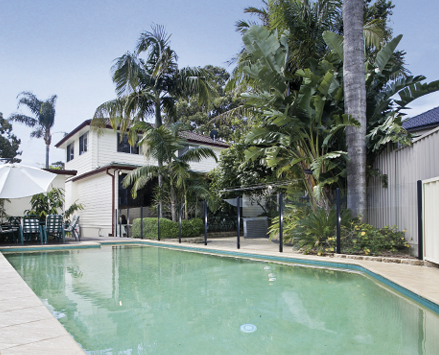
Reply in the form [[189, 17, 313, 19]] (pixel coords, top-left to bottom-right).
[[117, 133, 139, 154], [66, 142, 74, 162], [79, 132, 88, 155]]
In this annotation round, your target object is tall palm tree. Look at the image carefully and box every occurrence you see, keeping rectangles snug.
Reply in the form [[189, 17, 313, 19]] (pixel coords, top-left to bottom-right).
[[9, 92, 57, 169], [93, 25, 214, 134], [343, 0, 367, 219], [93, 25, 215, 217]]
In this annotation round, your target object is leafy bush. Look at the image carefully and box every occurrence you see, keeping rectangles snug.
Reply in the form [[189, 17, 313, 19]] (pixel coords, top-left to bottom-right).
[[24, 188, 83, 222], [269, 205, 410, 256], [188, 218, 204, 235], [132, 218, 204, 239], [341, 223, 409, 255]]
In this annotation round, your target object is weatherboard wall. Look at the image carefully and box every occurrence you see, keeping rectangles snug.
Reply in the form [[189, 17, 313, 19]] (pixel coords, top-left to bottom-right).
[[71, 173, 114, 238]]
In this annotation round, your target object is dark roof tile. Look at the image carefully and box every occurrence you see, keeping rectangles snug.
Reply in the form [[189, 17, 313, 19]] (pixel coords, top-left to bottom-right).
[[402, 106, 439, 130]]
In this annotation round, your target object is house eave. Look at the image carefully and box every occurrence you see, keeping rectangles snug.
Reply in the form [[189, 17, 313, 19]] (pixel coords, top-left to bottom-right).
[[69, 163, 138, 182]]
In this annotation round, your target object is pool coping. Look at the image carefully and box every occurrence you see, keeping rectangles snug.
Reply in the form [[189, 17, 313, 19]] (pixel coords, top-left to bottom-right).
[[1, 239, 438, 354]]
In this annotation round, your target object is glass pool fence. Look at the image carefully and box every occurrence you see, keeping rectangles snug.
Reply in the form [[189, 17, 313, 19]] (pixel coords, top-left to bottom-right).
[[114, 181, 425, 259]]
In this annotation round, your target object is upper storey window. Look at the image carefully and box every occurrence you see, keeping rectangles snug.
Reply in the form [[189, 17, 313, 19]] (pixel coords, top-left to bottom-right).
[[117, 133, 139, 154], [79, 132, 88, 155], [66, 142, 74, 162]]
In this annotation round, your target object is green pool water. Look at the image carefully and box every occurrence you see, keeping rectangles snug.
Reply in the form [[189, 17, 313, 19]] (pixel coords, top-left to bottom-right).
[[5, 245, 439, 354]]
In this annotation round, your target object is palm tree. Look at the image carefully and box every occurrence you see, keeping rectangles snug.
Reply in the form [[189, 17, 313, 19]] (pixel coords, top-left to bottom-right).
[[122, 122, 217, 221], [9, 92, 57, 169], [343, 0, 367, 219], [92, 25, 215, 217], [230, 0, 386, 94], [93, 24, 214, 134]]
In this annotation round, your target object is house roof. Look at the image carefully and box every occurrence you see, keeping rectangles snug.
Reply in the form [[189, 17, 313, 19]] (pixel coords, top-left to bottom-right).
[[402, 106, 439, 131], [179, 130, 229, 147], [55, 119, 229, 148], [43, 168, 77, 176]]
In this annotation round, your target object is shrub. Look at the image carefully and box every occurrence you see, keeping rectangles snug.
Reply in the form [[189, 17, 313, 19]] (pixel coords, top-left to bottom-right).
[[341, 223, 409, 255], [132, 217, 204, 239], [188, 218, 204, 235], [269, 205, 410, 256]]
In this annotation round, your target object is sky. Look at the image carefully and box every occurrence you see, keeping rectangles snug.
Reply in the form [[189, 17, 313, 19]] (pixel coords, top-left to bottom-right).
[[1, 0, 439, 167]]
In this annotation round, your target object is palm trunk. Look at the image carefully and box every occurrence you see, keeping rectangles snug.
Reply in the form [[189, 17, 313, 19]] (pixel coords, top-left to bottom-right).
[[158, 168, 163, 219], [155, 96, 163, 217], [45, 128, 51, 169], [45, 144, 50, 169], [155, 98, 162, 128], [184, 192, 188, 220], [170, 185, 177, 222], [343, 0, 367, 220]]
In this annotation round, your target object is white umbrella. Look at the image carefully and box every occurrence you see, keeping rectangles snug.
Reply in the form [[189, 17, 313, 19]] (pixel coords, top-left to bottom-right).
[[0, 164, 57, 199]]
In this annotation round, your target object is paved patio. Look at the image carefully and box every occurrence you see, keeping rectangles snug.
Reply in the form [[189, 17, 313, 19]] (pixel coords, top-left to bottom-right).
[[0, 235, 438, 354]]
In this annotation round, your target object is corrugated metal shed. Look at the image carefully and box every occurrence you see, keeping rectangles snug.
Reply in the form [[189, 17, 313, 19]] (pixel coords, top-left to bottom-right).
[[368, 126, 439, 253]]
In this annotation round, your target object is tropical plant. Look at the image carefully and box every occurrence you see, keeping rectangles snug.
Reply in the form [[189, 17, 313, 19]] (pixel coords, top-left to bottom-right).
[[9, 92, 57, 168], [235, 26, 358, 209], [25, 188, 83, 222], [92, 24, 215, 135], [269, 202, 409, 255], [122, 123, 217, 221], [209, 143, 277, 199], [323, 31, 439, 177], [230, 0, 389, 94], [233, 25, 439, 211], [176, 65, 247, 142], [269, 203, 353, 255]]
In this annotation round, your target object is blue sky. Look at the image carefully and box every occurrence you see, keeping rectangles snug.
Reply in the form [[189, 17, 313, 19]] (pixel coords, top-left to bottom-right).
[[1, 0, 438, 166]]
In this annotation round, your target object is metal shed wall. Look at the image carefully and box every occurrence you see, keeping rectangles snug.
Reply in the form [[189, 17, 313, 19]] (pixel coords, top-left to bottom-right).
[[368, 126, 439, 251]]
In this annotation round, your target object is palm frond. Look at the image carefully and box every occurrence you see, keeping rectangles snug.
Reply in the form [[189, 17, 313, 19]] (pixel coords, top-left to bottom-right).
[[8, 114, 37, 127], [179, 146, 217, 163]]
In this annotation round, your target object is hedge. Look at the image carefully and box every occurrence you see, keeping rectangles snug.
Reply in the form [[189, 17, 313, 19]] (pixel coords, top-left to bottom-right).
[[132, 217, 204, 239]]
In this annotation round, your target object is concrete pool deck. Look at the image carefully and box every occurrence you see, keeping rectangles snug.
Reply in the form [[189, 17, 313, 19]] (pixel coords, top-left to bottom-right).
[[0, 236, 438, 354]]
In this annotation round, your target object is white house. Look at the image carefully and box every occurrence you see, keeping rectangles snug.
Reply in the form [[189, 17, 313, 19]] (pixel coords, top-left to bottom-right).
[[54, 119, 229, 238]]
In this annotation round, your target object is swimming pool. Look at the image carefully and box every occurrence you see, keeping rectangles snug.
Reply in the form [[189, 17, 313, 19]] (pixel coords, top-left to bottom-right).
[[5, 245, 439, 354]]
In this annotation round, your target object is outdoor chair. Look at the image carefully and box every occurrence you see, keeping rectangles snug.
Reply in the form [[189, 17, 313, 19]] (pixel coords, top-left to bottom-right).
[[6, 217, 21, 243], [44, 214, 65, 243], [0, 224, 20, 244], [64, 215, 80, 241], [21, 216, 43, 244]]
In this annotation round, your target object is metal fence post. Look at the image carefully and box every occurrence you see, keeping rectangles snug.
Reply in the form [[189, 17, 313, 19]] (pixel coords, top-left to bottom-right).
[[417, 180, 423, 260], [140, 206, 144, 239], [158, 205, 161, 241], [178, 203, 182, 244], [336, 188, 341, 254], [115, 209, 118, 237], [126, 208, 130, 238], [119, 209, 122, 238], [237, 196, 241, 249], [204, 200, 208, 246], [279, 192, 283, 253]]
